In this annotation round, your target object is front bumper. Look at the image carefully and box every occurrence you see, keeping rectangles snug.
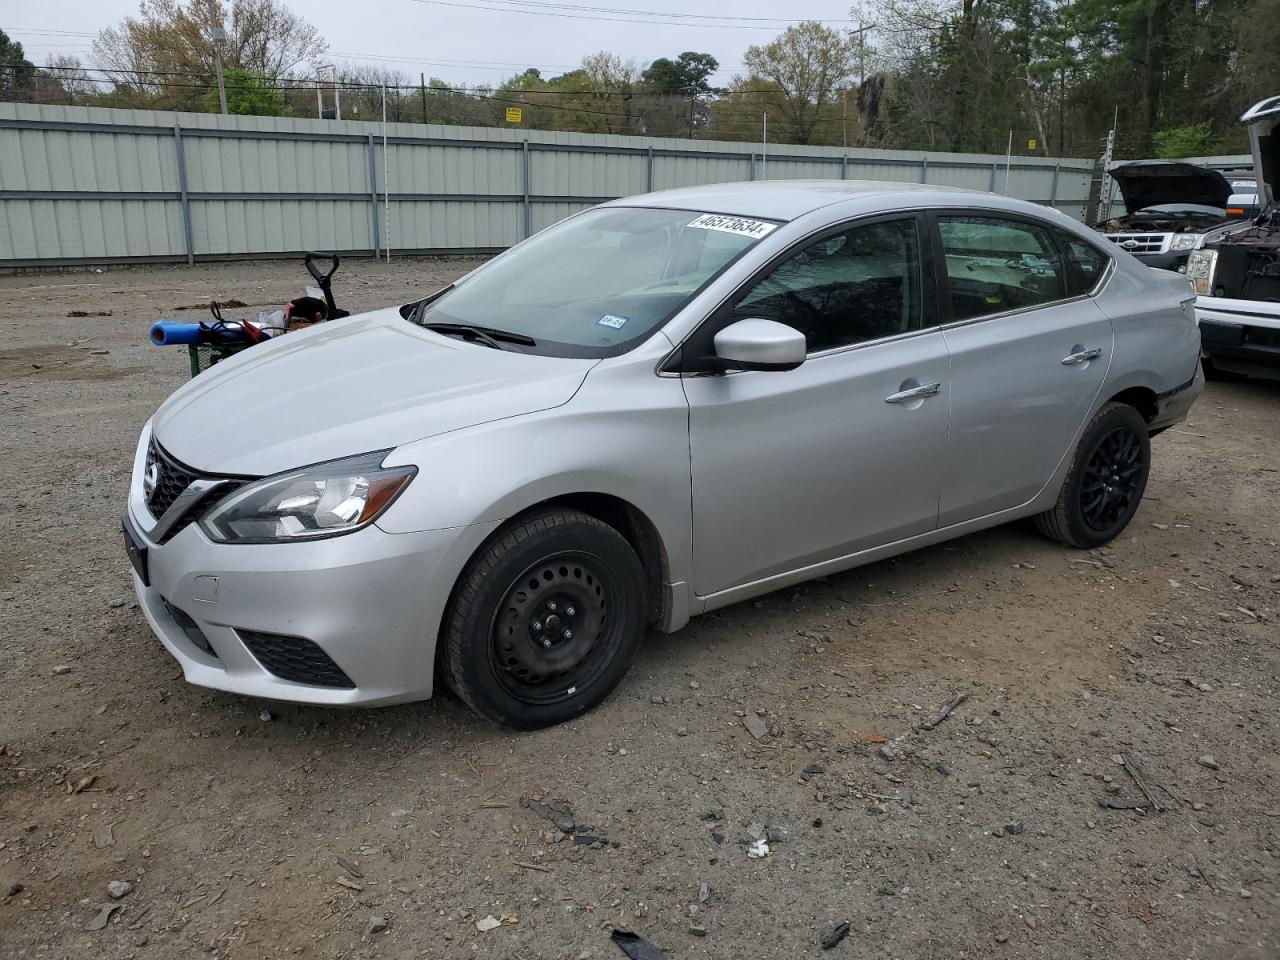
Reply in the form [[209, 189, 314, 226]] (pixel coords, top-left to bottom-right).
[[125, 432, 498, 706], [1197, 297, 1280, 380], [1135, 249, 1193, 272]]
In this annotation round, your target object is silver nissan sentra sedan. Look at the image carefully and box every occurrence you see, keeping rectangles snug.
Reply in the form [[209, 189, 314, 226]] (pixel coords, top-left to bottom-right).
[[124, 180, 1203, 728]]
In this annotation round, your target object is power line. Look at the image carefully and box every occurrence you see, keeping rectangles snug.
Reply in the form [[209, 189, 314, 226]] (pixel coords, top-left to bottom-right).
[[445, 0, 844, 23], [406, 0, 841, 29]]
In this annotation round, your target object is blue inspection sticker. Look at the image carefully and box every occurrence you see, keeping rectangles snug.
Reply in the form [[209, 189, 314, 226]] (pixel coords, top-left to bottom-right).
[[597, 314, 629, 330]]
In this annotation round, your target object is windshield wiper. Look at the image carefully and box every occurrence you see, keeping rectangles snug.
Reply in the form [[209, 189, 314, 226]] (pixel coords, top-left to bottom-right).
[[422, 321, 537, 349]]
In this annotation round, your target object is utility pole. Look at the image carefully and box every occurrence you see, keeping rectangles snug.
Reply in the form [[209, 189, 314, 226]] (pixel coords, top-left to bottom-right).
[[420, 73, 428, 124], [842, 89, 848, 148], [211, 25, 228, 115], [762, 112, 768, 180], [688, 87, 696, 139]]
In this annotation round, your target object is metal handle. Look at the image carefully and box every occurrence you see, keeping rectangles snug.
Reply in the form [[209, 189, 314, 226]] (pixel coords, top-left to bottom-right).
[[884, 382, 941, 404], [1061, 348, 1102, 365]]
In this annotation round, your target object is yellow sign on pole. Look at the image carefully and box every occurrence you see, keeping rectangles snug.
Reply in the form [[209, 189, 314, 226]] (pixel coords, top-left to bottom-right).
[[1027, 138, 1037, 151], [505, 106, 523, 124]]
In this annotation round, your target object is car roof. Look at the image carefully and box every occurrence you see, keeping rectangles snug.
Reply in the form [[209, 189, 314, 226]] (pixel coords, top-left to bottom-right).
[[605, 179, 984, 221]]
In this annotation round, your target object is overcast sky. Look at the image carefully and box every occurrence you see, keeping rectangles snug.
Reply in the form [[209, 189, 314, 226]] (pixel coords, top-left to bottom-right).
[[4, 1, 858, 87]]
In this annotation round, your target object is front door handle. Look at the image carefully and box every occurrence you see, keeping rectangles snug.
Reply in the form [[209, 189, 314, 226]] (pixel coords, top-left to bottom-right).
[[884, 382, 941, 404], [1061, 347, 1103, 365]]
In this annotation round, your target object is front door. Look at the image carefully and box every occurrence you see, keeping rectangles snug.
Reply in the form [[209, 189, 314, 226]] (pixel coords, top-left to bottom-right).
[[932, 214, 1114, 525], [681, 215, 951, 598]]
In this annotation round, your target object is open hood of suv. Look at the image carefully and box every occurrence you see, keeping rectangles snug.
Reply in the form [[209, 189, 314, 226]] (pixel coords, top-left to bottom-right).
[[1110, 161, 1232, 212], [1243, 95, 1280, 213]]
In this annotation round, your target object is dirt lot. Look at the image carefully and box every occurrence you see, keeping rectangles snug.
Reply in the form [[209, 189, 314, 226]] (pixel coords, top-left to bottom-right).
[[1, 258, 1277, 960]]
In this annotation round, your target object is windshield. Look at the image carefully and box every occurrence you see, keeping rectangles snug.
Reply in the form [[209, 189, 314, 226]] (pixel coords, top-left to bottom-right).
[[1135, 203, 1225, 217], [412, 207, 777, 357]]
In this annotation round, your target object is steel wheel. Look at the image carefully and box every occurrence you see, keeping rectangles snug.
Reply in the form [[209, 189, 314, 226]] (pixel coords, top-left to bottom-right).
[[1079, 425, 1144, 532], [489, 552, 621, 705]]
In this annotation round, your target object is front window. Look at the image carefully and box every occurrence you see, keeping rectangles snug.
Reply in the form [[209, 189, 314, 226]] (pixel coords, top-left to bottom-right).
[[412, 207, 777, 357]]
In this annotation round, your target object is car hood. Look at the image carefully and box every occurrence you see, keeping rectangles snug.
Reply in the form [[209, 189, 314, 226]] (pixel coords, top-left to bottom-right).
[[152, 306, 597, 476], [1110, 161, 1232, 211], [1243, 95, 1280, 214]]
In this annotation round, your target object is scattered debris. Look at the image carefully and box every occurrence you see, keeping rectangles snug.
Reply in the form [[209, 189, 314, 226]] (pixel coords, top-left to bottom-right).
[[174, 299, 246, 310], [85, 903, 120, 931], [857, 732, 888, 744], [698, 881, 710, 904], [66, 310, 113, 317], [70, 775, 97, 794], [747, 838, 770, 858], [878, 745, 896, 762], [107, 880, 133, 900], [53, 665, 73, 675], [93, 821, 116, 848], [335, 876, 363, 892], [259, 710, 273, 722], [688, 923, 707, 937], [5, 883, 24, 899], [918, 693, 968, 731], [1198, 754, 1219, 770], [367, 915, 388, 936], [611, 929, 667, 960], [821, 921, 851, 950], [742, 711, 770, 740], [337, 857, 363, 879], [519, 795, 575, 833], [1119, 754, 1164, 812], [514, 860, 552, 873], [476, 916, 502, 933]]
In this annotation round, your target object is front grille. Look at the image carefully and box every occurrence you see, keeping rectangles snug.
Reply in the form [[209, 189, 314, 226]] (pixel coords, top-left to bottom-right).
[[162, 599, 219, 658], [1105, 233, 1168, 255], [144, 439, 246, 541], [145, 438, 199, 519], [239, 630, 356, 688]]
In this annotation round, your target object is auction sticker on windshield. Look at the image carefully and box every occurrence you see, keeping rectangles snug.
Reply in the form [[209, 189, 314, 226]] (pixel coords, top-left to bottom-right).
[[688, 213, 777, 239], [597, 314, 629, 329]]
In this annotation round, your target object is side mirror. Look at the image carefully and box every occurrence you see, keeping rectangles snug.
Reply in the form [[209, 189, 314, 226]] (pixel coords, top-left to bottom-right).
[[713, 318, 806, 372]]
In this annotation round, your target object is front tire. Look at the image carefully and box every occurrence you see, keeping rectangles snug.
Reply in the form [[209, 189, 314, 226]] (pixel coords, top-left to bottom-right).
[[440, 509, 647, 729], [1034, 402, 1151, 549]]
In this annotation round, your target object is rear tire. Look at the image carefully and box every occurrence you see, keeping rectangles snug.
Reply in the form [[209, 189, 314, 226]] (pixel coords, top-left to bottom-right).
[[440, 509, 646, 729], [1034, 402, 1151, 549]]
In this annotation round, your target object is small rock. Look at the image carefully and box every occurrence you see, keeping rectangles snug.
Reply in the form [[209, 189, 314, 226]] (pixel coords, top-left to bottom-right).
[[1239, 889, 1253, 899], [259, 710, 273, 722], [742, 711, 769, 740], [1198, 754, 1219, 770], [689, 681, 700, 690], [367, 915, 388, 935], [476, 915, 502, 932], [107, 880, 133, 900], [995, 933, 1009, 943], [689, 924, 707, 937], [1197, 683, 1212, 693], [878, 745, 896, 762], [698, 881, 710, 904], [53, 665, 73, 675], [134, 934, 149, 947], [650, 695, 664, 705], [1025, 917, 1038, 930], [676, 727, 688, 737]]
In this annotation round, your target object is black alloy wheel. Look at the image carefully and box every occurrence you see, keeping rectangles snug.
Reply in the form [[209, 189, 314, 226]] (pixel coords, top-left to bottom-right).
[[1034, 401, 1151, 549]]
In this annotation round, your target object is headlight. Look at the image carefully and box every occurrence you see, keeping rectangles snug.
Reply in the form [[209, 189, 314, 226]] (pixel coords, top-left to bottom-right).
[[1170, 233, 1202, 251], [1185, 249, 1217, 296], [201, 451, 416, 543]]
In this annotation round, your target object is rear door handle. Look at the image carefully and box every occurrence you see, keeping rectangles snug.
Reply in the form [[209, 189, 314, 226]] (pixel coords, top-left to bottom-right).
[[1061, 348, 1103, 365], [884, 382, 941, 404]]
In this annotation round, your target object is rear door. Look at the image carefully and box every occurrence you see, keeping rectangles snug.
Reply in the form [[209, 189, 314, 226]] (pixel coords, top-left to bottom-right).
[[933, 213, 1114, 525]]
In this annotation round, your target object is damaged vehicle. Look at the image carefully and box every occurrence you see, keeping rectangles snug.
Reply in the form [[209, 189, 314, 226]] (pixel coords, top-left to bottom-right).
[[1188, 95, 1280, 381], [1098, 161, 1238, 271]]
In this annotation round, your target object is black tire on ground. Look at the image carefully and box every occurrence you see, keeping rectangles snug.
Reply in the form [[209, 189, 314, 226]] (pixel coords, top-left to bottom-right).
[[440, 508, 647, 729], [1201, 355, 1246, 382], [1034, 401, 1152, 549]]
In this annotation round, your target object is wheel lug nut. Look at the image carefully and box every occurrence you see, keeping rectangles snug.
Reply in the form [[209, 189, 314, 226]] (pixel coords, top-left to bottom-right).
[[562, 629, 572, 640], [542, 638, 552, 648], [566, 606, 576, 616], [547, 602, 557, 612], [532, 620, 543, 631]]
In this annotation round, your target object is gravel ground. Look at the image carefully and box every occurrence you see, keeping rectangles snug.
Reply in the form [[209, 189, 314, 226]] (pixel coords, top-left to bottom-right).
[[1, 258, 1277, 960]]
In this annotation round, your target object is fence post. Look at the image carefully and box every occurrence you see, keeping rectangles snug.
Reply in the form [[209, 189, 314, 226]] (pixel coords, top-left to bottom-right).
[[366, 134, 380, 258], [920, 157, 929, 184], [748, 152, 756, 181], [1049, 164, 1060, 209], [522, 140, 532, 239], [841, 156, 848, 180], [646, 146, 654, 193], [989, 162, 998, 192], [173, 125, 194, 266]]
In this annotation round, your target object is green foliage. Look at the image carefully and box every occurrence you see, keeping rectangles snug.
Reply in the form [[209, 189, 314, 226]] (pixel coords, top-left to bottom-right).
[[203, 67, 290, 116], [641, 52, 718, 95], [0, 28, 36, 99], [1152, 122, 1214, 159]]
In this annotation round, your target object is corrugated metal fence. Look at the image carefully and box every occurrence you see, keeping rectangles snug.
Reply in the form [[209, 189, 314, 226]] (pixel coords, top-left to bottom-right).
[[0, 102, 1097, 268]]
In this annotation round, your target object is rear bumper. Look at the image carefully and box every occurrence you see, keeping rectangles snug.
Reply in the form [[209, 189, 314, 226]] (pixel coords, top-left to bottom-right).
[[1150, 364, 1204, 431]]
